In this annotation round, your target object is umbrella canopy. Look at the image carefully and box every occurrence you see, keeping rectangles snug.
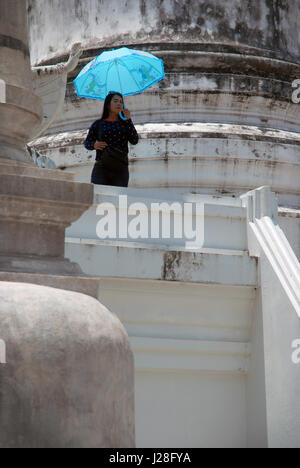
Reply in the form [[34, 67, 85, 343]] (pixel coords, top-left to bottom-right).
[[73, 47, 165, 100]]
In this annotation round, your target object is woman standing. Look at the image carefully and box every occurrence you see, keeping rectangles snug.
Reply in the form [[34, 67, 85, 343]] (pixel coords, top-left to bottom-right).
[[84, 92, 139, 187]]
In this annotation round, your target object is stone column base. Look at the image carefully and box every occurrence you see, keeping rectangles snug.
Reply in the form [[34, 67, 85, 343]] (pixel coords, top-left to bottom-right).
[[0, 271, 100, 299]]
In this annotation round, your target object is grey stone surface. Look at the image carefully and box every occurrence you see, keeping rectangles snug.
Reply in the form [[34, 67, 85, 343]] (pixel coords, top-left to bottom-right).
[[0, 271, 101, 299], [0, 282, 135, 448], [0, 158, 93, 260], [0, 0, 136, 449], [0, 0, 42, 162], [27, 0, 300, 65]]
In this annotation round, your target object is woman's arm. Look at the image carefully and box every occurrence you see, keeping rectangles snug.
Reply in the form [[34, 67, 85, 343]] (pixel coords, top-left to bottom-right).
[[84, 121, 99, 151], [125, 119, 139, 145]]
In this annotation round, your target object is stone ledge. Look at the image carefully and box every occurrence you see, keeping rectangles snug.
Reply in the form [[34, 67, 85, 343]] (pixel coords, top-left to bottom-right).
[[65, 238, 257, 286], [0, 254, 83, 275], [0, 271, 100, 299], [40, 42, 299, 68], [63, 46, 300, 83], [0, 195, 94, 227], [67, 237, 248, 255], [0, 174, 93, 205], [0, 158, 74, 180], [278, 207, 300, 218], [30, 123, 300, 150]]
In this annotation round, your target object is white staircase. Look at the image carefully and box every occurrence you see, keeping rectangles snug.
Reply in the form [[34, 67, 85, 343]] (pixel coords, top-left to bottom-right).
[[65, 184, 300, 448]]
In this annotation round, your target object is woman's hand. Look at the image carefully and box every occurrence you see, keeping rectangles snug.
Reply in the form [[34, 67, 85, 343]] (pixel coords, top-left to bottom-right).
[[94, 141, 108, 150], [122, 108, 131, 119]]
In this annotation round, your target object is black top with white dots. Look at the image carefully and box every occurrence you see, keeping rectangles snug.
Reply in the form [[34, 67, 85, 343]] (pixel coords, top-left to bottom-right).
[[84, 118, 139, 161]]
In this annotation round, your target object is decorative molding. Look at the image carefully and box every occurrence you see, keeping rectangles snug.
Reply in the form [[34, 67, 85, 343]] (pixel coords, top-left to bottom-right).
[[130, 336, 250, 374], [31, 43, 82, 139]]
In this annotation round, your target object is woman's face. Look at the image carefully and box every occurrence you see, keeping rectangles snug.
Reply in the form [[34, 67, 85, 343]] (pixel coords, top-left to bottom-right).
[[110, 95, 124, 114]]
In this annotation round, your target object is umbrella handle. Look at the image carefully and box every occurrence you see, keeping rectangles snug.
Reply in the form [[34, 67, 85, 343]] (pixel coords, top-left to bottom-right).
[[119, 104, 128, 120]]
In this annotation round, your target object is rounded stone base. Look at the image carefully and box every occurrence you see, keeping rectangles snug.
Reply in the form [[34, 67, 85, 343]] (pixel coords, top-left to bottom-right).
[[0, 282, 135, 448]]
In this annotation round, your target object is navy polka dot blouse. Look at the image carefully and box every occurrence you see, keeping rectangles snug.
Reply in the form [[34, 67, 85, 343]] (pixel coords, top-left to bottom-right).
[[84, 118, 139, 161]]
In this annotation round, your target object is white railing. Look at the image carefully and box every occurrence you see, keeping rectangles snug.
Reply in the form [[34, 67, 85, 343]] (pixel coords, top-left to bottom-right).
[[241, 186, 300, 318]]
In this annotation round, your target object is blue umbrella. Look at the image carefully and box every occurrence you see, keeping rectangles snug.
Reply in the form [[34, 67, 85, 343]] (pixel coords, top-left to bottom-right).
[[73, 47, 165, 119]]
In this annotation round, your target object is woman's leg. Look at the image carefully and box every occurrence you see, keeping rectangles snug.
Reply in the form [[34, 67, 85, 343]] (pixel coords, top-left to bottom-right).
[[91, 165, 113, 185], [110, 167, 129, 188]]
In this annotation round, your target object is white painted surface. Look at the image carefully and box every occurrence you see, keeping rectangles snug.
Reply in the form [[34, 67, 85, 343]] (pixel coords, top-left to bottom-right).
[[246, 293, 268, 448], [65, 239, 256, 286], [135, 371, 247, 448], [242, 186, 300, 448], [66, 185, 300, 259], [259, 252, 300, 448], [130, 336, 250, 373], [64, 185, 300, 447], [66, 187, 247, 251], [96, 277, 253, 448], [97, 279, 255, 344], [242, 187, 300, 317]]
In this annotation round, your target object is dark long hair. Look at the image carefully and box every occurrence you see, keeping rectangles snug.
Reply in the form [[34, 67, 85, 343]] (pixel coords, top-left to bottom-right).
[[100, 92, 124, 121]]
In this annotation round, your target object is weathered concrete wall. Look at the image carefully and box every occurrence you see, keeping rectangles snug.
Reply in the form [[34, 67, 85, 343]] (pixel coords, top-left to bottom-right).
[[27, 0, 300, 208], [28, 0, 300, 65], [28, 0, 300, 111], [32, 124, 300, 208], [0, 0, 42, 161]]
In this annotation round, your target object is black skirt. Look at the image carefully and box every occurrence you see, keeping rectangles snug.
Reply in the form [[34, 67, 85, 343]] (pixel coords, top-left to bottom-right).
[[91, 162, 129, 187]]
